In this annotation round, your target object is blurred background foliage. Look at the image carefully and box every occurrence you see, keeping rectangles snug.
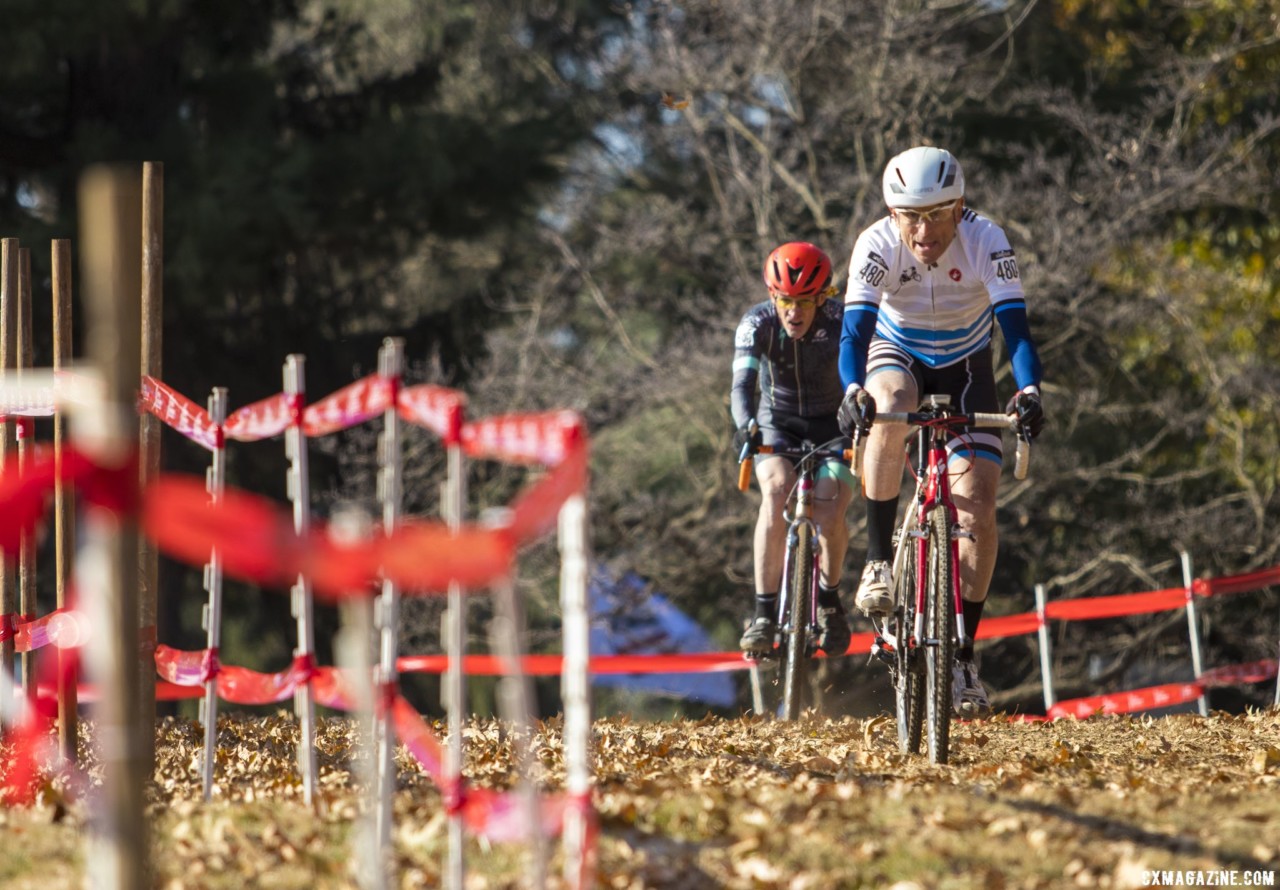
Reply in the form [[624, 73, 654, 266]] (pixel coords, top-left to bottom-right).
[[1, 0, 1277, 716]]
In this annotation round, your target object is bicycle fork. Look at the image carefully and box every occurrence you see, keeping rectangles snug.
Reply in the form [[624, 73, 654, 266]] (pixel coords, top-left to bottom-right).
[[778, 466, 821, 636], [777, 515, 819, 635], [911, 470, 973, 652], [948, 508, 972, 652], [911, 502, 973, 652]]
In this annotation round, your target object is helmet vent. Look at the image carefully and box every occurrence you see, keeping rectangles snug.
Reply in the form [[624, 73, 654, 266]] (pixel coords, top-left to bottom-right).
[[763, 242, 833, 296]]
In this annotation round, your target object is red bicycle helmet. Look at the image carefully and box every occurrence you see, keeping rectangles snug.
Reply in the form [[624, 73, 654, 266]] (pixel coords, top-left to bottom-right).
[[763, 242, 833, 298]]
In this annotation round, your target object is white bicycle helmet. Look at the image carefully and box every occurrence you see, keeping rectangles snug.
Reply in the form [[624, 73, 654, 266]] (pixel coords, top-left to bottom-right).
[[882, 146, 965, 208]]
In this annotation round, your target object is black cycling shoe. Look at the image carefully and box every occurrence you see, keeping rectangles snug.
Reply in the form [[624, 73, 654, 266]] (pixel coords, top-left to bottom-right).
[[816, 606, 851, 656], [739, 616, 778, 654]]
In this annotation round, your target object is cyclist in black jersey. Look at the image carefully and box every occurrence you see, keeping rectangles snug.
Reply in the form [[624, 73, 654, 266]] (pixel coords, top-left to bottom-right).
[[731, 242, 854, 657]]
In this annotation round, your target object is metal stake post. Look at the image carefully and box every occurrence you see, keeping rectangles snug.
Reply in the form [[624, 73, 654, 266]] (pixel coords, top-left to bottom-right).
[[332, 505, 383, 890], [0, 239, 17, 705], [443, 407, 467, 890], [284, 355, 318, 804], [1035, 584, 1055, 711], [375, 337, 403, 858], [1179, 550, 1209, 716], [199, 387, 228, 800], [492, 570, 547, 887], [559, 494, 593, 889]]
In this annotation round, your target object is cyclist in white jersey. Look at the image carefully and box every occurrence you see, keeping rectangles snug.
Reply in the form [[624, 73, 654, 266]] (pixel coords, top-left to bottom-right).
[[835, 146, 1046, 717]]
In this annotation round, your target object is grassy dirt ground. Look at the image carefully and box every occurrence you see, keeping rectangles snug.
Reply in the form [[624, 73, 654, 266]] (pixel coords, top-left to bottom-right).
[[2, 708, 1279, 889]]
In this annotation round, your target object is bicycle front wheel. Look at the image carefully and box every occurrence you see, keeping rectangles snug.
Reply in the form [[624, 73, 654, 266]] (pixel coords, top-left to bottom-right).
[[891, 531, 923, 754], [924, 506, 956, 764], [780, 527, 813, 721]]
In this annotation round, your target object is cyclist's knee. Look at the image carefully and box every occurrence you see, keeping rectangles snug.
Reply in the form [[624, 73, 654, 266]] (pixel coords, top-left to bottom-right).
[[866, 368, 916, 410]]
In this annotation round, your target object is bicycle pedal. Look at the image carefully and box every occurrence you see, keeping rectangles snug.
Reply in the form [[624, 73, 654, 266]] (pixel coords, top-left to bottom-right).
[[743, 648, 779, 663]]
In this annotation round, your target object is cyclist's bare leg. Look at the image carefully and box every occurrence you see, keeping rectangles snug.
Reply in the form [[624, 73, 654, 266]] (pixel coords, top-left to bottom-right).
[[947, 455, 1001, 604], [813, 476, 853, 588], [862, 368, 918, 501], [753, 455, 798, 594], [854, 370, 918, 614]]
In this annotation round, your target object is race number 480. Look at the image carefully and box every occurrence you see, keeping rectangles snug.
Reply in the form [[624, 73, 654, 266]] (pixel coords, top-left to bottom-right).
[[995, 257, 1019, 282], [859, 261, 886, 287]]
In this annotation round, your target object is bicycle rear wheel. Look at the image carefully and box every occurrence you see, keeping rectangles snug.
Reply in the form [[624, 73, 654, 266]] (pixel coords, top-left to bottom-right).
[[891, 531, 924, 754], [924, 506, 956, 764], [780, 527, 813, 721]]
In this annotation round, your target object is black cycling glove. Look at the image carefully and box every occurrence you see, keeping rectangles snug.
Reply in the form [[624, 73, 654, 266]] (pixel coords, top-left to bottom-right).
[[837, 386, 876, 437], [732, 424, 761, 455], [1005, 389, 1045, 439]]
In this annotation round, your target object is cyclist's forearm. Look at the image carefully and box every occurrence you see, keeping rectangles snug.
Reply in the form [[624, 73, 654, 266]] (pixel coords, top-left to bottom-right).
[[730, 353, 760, 428], [839, 304, 878, 389], [993, 300, 1043, 389]]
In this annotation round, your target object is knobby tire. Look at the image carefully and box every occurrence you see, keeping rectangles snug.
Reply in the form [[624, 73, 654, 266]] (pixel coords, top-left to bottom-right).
[[780, 527, 813, 720], [892, 529, 924, 754], [925, 507, 956, 764]]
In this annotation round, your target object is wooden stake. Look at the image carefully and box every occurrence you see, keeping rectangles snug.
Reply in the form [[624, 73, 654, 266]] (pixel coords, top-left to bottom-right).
[[138, 161, 163, 757], [52, 238, 78, 761], [78, 164, 148, 890], [17, 247, 35, 703]]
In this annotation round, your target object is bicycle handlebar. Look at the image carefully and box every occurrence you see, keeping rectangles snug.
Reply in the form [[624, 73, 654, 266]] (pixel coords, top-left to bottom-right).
[[851, 410, 1031, 481], [736, 440, 854, 492], [755, 444, 854, 461]]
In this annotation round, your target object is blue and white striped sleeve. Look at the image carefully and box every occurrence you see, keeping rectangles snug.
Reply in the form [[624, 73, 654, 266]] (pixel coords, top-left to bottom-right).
[[993, 299, 1043, 390]]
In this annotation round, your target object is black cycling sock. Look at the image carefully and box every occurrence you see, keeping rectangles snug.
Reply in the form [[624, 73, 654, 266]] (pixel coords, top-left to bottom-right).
[[865, 496, 899, 562], [755, 593, 779, 621], [817, 582, 843, 611], [958, 599, 985, 661]]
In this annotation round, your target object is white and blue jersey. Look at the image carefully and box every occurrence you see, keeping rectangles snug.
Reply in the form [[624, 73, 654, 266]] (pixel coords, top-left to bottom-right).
[[839, 208, 1042, 392]]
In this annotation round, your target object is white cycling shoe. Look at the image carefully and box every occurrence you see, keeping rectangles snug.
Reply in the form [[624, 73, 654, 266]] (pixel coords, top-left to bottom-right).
[[855, 560, 893, 615], [952, 659, 992, 718]]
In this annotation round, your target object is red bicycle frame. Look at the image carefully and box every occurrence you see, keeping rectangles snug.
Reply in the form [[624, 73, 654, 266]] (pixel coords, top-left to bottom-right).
[[908, 418, 969, 655]]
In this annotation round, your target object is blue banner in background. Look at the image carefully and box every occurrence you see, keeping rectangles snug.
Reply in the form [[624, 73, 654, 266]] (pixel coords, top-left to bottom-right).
[[589, 568, 737, 707]]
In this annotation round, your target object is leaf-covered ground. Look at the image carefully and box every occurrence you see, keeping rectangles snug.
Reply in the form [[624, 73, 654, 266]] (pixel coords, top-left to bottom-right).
[[2, 709, 1279, 888]]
